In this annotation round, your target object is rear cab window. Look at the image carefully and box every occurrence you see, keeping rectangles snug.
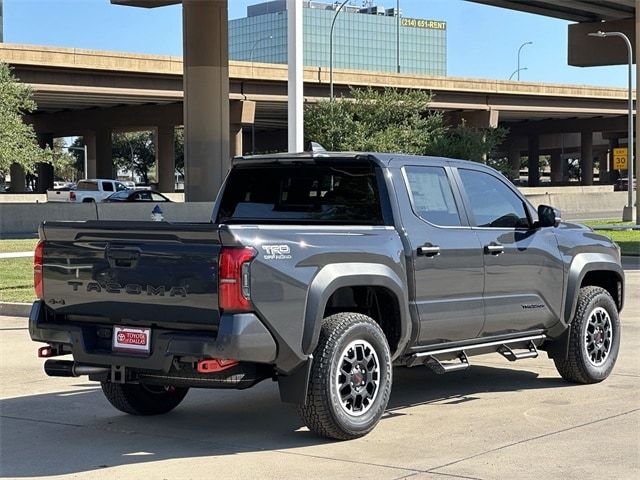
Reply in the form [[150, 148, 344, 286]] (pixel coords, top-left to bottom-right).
[[76, 181, 98, 191], [217, 161, 388, 225]]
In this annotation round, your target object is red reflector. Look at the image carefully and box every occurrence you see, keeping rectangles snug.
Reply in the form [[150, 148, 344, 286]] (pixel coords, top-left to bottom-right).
[[219, 247, 256, 312], [34, 240, 45, 300], [197, 359, 239, 373], [69, 191, 76, 201]]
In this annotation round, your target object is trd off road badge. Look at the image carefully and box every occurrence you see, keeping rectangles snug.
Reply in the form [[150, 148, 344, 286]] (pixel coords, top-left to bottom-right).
[[262, 244, 292, 260]]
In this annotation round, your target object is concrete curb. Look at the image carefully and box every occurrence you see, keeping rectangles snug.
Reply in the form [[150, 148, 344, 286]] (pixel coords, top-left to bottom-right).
[[0, 302, 32, 318]]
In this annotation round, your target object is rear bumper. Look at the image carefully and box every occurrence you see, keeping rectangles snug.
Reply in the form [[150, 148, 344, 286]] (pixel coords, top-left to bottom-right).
[[29, 301, 277, 372]]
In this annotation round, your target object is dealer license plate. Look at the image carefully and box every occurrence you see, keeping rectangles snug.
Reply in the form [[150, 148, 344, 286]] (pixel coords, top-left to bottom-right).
[[112, 326, 151, 354]]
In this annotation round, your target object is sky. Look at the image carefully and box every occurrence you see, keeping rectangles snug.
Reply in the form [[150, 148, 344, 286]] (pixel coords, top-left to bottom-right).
[[2, 0, 631, 88]]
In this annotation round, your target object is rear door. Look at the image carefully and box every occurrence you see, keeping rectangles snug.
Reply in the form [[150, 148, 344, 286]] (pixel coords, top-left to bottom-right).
[[454, 167, 564, 336], [394, 162, 485, 345]]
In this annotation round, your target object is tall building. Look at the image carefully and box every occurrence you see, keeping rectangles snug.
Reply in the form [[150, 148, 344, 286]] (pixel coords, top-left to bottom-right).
[[0, 0, 4, 43], [229, 1, 447, 76]]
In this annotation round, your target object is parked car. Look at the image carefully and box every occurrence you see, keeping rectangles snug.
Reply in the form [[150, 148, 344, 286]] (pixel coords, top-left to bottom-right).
[[613, 178, 637, 191], [30, 152, 624, 440], [46, 179, 129, 203], [104, 189, 171, 203]]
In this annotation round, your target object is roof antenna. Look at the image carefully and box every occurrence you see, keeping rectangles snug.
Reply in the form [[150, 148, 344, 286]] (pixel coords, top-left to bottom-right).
[[306, 141, 327, 153]]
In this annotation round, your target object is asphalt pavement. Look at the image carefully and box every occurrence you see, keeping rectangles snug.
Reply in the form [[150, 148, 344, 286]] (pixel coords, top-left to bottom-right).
[[1, 271, 638, 480]]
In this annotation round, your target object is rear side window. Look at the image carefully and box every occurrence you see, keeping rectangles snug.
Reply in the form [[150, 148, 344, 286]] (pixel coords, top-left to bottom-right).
[[77, 181, 98, 191], [217, 163, 385, 225], [102, 181, 114, 192], [404, 166, 462, 226]]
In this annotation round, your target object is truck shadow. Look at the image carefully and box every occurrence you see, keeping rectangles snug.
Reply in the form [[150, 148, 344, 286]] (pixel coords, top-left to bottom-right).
[[0, 364, 570, 477]]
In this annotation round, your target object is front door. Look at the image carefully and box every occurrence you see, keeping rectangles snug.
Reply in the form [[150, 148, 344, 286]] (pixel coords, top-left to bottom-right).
[[455, 167, 564, 337], [396, 164, 485, 345]]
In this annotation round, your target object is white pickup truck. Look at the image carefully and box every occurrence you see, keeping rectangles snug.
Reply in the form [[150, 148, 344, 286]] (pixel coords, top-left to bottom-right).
[[47, 179, 130, 203]]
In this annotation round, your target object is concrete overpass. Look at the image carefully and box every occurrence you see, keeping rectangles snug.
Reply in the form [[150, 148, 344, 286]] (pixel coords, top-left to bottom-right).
[[0, 42, 635, 190]]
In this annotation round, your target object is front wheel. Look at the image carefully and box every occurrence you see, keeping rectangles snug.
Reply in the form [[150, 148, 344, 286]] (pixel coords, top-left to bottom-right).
[[101, 382, 189, 416], [298, 312, 392, 440], [554, 286, 621, 384]]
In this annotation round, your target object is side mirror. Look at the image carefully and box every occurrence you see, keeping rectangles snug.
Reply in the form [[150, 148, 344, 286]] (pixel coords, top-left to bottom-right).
[[537, 204, 561, 228]]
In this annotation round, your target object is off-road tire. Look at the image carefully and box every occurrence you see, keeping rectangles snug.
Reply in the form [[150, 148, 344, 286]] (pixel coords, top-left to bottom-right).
[[554, 286, 620, 384], [101, 382, 189, 415], [298, 312, 392, 440]]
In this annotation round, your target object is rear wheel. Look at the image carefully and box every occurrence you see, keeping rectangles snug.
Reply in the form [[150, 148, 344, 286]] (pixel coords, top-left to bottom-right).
[[101, 382, 189, 415], [298, 312, 392, 440], [554, 286, 621, 384]]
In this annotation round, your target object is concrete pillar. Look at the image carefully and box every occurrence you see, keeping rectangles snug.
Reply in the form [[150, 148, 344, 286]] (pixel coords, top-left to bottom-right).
[[84, 132, 97, 179], [229, 100, 256, 158], [508, 142, 521, 182], [96, 129, 113, 179], [156, 125, 176, 192], [9, 163, 26, 192], [183, 0, 230, 201], [550, 151, 563, 185], [527, 135, 540, 187], [581, 130, 594, 186]]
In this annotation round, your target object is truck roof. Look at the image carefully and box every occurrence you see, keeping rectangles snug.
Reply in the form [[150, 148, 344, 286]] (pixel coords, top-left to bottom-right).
[[233, 152, 486, 170]]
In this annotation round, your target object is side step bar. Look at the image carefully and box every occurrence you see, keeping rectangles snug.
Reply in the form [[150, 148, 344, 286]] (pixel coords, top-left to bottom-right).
[[424, 351, 469, 374], [407, 334, 545, 369], [498, 341, 539, 362]]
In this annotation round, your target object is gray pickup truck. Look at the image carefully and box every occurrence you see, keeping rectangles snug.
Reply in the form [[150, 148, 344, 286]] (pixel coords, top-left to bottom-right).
[[30, 152, 624, 440]]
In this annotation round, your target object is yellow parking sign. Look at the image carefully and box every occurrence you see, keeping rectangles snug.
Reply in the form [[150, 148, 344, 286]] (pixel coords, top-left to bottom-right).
[[613, 147, 628, 170]]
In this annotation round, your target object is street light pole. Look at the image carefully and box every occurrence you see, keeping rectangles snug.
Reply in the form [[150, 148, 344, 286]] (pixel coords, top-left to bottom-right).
[[330, 0, 350, 101], [249, 35, 273, 76], [517, 41, 533, 81], [396, 0, 400, 74], [589, 31, 635, 221], [509, 67, 528, 81]]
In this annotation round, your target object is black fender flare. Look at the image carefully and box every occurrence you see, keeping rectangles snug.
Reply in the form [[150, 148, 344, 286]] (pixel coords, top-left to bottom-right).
[[301, 262, 411, 360], [563, 252, 624, 326]]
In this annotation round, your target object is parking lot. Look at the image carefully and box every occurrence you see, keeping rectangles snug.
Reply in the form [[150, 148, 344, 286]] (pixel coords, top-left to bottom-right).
[[1, 265, 638, 480]]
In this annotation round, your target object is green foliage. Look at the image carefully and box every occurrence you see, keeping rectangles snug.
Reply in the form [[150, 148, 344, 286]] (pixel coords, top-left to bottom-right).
[[112, 131, 157, 184], [175, 127, 184, 174], [50, 138, 79, 181], [304, 87, 508, 164], [0, 62, 49, 175]]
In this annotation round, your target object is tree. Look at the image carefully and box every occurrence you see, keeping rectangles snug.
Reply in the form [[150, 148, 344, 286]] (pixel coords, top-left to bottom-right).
[[174, 127, 184, 176], [112, 131, 157, 184], [304, 87, 508, 165], [0, 62, 49, 176]]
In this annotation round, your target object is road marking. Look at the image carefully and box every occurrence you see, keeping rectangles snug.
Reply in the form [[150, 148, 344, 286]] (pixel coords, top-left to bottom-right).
[[0, 252, 32, 259]]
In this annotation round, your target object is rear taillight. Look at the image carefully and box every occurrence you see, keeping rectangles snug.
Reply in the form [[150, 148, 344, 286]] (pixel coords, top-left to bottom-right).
[[69, 191, 76, 201], [219, 247, 256, 312], [34, 240, 45, 300]]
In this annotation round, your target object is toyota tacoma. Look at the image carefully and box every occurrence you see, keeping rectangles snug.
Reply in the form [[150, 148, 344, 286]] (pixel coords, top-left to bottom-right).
[[29, 152, 624, 439]]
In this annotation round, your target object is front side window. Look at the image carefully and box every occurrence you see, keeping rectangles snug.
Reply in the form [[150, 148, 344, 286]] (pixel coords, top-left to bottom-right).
[[459, 169, 529, 228], [217, 162, 384, 225], [404, 166, 461, 226], [115, 182, 128, 192]]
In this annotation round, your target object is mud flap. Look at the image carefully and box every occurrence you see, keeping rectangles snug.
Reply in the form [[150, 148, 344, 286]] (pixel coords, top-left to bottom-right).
[[277, 356, 313, 405], [544, 325, 571, 360]]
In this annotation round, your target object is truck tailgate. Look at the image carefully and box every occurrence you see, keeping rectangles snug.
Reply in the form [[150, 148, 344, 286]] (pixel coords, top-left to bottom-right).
[[40, 221, 221, 330]]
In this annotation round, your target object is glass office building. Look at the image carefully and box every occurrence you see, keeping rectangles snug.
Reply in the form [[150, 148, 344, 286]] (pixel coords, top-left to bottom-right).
[[229, 1, 447, 76]]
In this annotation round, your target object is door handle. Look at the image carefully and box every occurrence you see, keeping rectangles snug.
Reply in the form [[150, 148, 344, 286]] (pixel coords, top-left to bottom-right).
[[106, 246, 140, 268], [484, 243, 504, 255], [417, 244, 440, 257]]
